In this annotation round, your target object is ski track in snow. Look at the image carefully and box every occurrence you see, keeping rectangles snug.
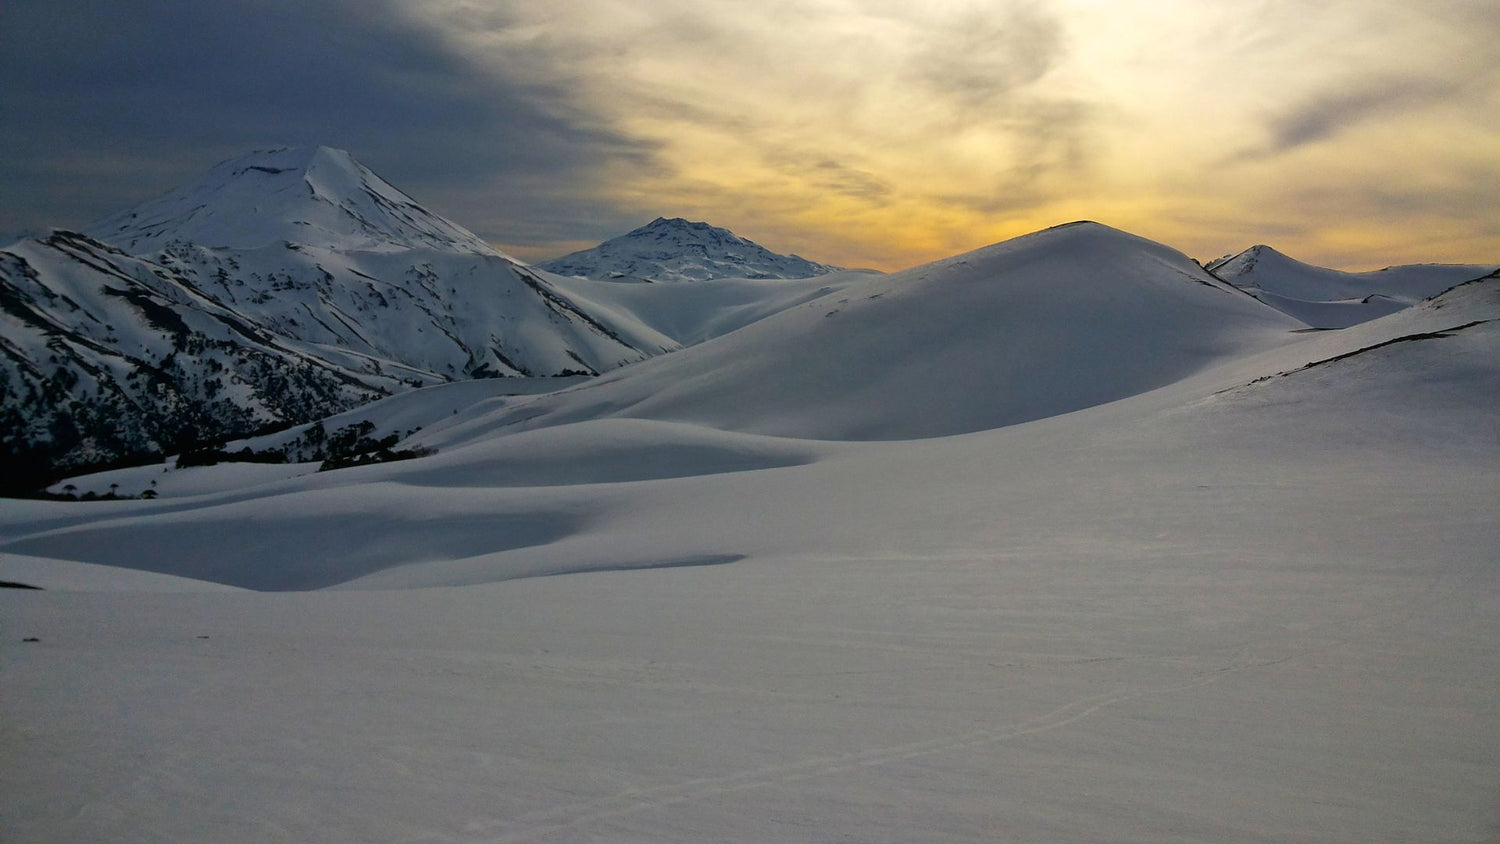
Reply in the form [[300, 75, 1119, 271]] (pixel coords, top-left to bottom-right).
[[475, 574, 1452, 843]]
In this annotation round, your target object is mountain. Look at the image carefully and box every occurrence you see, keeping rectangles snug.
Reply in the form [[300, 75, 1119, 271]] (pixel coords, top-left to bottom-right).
[[6, 233, 1499, 842], [1, 147, 674, 488], [426, 222, 1308, 444], [1206, 244, 1496, 328], [537, 216, 842, 282], [87, 146, 503, 256], [0, 230, 390, 483], [80, 146, 673, 380]]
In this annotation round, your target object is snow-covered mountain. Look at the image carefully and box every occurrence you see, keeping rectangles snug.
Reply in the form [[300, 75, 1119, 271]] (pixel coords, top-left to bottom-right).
[[88, 146, 504, 256], [537, 216, 842, 282], [80, 146, 673, 380], [0, 230, 391, 484], [1, 147, 674, 488], [5, 222, 1499, 842], [1206, 244, 1496, 328], [441, 222, 1307, 443]]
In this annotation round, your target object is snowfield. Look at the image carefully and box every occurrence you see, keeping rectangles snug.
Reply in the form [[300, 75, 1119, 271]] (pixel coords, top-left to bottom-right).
[[1207, 244, 1497, 329], [2, 225, 1497, 842]]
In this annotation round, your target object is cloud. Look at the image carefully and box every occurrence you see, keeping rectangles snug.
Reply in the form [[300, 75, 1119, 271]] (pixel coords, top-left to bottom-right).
[[924, 97, 1096, 216], [810, 160, 895, 203], [2, 0, 1495, 270], [441, 1, 1104, 259], [905, 3, 1066, 111], [756, 150, 894, 205], [0, 0, 652, 244], [1260, 76, 1465, 154]]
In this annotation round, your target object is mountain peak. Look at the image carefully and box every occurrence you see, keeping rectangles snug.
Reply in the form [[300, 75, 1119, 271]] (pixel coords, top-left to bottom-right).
[[85, 146, 503, 257], [946, 220, 1208, 272], [1202, 242, 1497, 327], [1208, 244, 1309, 281], [538, 218, 840, 282]]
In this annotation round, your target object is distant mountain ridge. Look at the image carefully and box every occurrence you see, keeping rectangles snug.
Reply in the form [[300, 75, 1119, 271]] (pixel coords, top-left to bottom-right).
[[442, 222, 1309, 443], [1206, 245, 1496, 328], [538, 217, 841, 283], [4, 145, 1494, 494], [0, 147, 674, 489]]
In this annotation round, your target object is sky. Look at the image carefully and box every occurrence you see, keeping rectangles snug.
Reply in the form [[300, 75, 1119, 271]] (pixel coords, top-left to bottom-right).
[[2, 0, 1497, 271]]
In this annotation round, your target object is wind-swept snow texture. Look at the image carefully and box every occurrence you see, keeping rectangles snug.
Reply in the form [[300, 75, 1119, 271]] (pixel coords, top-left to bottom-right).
[[2, 232, 1497, 842], [537, 216, 843, 283], [1208, 244, 1496, 328]]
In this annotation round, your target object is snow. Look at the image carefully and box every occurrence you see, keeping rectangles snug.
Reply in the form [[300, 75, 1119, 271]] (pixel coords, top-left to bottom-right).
[[550, 270, 877, 346], [431, 222, 1307, 443], [0, 553, 241, 592], [1208, 244, 1497, 328], [2, 150, 694, 475], [130, 238, 675, 379], [538, 217, 843, 283], [2, 225, 1498, 842], [46, 460, 318, 501], [1240, 288, 1410, 328], [86, 146, 505, 257], [224, 376, 592, 455]]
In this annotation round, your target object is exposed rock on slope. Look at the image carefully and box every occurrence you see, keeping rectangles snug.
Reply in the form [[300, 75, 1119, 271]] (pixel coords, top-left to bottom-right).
[[1, 148, 673, 489]]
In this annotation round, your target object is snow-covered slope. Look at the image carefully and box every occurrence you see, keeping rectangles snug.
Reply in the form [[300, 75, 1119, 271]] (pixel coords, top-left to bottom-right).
[[549, 269, 877, 346], [0, 231, 389, 482], [438, 222, 1307, 443], [87, 146, 503, 256], [131, 239, 673, 379], [37, 377, 596, 500], [3, 269, 1497, 841], [82, 147, 673, 380], [537, 216, 842, 282], [1207, 244, 1495, 328], [1, 148, 677, 485]]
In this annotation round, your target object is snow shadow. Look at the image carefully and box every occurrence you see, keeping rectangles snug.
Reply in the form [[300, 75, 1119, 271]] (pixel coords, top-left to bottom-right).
[[532, 554, 746, 579], [2, 511, 582, 591]]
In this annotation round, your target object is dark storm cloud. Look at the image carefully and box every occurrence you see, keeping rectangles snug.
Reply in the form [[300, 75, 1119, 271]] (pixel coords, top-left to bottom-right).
[[0, 0, 652, 242]]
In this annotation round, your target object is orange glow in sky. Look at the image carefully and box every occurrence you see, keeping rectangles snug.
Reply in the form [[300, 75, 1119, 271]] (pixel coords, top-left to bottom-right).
[[417, 0, 1499, 270]]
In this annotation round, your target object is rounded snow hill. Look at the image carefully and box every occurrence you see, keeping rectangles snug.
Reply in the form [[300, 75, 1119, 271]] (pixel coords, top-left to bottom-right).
[[425, 221, 1309, 443], [1209, 245, 1495, 322], [85, 146, 503, 256]]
